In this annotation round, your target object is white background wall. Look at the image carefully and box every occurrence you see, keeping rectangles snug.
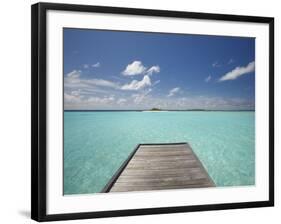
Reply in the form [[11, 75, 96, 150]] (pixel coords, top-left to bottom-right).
[[0, 0, 279, 223]]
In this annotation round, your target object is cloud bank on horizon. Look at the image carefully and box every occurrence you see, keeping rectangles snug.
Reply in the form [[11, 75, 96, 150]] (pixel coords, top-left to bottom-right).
[[63, 29, 255, 110]]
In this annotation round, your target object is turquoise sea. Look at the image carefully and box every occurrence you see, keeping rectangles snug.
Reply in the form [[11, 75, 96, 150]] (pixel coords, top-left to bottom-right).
[[64, 111, 255, 195]]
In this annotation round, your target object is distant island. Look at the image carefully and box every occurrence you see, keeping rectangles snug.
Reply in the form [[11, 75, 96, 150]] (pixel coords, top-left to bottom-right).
[[150, 108, 162, 111]]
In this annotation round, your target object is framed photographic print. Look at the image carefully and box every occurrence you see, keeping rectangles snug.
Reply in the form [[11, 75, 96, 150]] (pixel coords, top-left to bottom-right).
[[31, 2, 274, 222]]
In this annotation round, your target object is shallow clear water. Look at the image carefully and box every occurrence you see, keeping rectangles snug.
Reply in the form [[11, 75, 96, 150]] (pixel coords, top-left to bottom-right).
[[64, 111, 255, 195]]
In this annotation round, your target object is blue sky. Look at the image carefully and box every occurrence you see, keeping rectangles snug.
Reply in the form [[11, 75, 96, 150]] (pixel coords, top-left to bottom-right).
[[64, 28, 255, 110]]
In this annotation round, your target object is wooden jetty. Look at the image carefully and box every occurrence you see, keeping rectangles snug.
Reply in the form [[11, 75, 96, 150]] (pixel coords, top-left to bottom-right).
[[101, 143, 215, 193]]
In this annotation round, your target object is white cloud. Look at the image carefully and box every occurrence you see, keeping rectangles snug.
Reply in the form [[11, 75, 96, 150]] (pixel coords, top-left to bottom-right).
[[87, 95, 115, 104], [86, 79, 119, 89], [92, 62, 100, 68], [71, 90, 80, 96], [122, 61, 160, 76], [153, 80, 160, 86], [212, 61, 221, 67], [64, 92, 82, 103], [219, 61, 255, 82], [64, 70, 83, 87], [146, 65, 160, 76], [132, 88, 152, 104], [64, 70, 119, 90], [82, 62, 100, 69], [205, 75, 211, 83], [122, 61, 146, 76], [66, 70, 81, 79], [117, 98, 127, 105], [167, 87, 180, 97], [121, 75, 151, 90], [64, 85, 117, 109], [78, 88, 108, 95], [64, 68, 157, 95]]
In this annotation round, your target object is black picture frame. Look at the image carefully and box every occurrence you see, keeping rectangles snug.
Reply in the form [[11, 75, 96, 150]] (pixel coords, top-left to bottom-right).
[[31, 2, 274, 222]]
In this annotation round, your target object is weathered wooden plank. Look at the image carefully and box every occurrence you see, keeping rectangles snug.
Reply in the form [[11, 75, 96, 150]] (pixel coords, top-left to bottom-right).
[[135, 148, 192, 152], [132, 155, 195, 161], [121, 168, 203, 176], [130, 158, 196, 163], [120, 168, 204, 176], [103, 143, 215, 193], [136, 148, 192, 153], [117, 174, 208, 182], [127, 159, 198, 166], [110, 183, 214, 192], [134, 151, 193, 156], [125, 163, 200, 170], [113, 179, 211, 187]]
